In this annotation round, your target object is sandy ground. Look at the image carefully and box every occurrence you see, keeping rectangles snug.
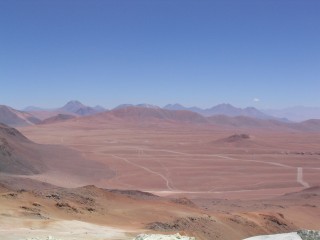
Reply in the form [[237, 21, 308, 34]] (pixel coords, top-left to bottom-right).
[[0, 219, 130, 240], [0, 119, 316, 240], [19, 120, 320, 200]]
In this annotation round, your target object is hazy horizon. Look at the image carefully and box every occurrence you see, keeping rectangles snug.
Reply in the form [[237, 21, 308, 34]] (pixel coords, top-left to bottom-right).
[[15, 100, 320, 112], [1, 1, 319, 110]]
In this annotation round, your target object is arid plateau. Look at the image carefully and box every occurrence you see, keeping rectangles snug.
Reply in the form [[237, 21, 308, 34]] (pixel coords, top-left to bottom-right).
[[1, 105, 320, 240]]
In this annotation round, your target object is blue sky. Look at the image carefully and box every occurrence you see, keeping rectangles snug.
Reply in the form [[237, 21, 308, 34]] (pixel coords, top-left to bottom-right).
[[1, 0, 319, 109]]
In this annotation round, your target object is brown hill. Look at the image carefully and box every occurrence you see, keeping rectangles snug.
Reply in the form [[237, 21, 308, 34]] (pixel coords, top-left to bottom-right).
[[41, 114, 76, 125], [92, 106, 208, 124], [0, 124, 114, 183], [281, 186, 320, 199], [207, 115, 320, 132], [207, 115, 287, 129], [107, 107, 320, 131], [0, 105, 40, 127], [223, 133, 251, 142], [26, 110, 76, 121], [0, 123, 43, 175], [210, 133, 264, 151], [294, 119, 320, 131]]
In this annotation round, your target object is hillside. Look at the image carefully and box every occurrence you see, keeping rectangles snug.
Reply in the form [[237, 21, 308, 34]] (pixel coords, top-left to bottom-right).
[[207, 115, 320, 132], [0, 105, 40, 127], [0, 123, 44, 174], [0, 123, 113, 183], [41, 114, 76, 125], [93, 106, 208, 124]]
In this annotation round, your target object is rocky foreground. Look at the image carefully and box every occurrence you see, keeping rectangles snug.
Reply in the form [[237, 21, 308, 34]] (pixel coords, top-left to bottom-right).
[[244, 230, 320, 240], [18, 230, 320, 240], [19, 233, 195, 240], [134, 233, 195, 240], [136, 231, 320, 240]]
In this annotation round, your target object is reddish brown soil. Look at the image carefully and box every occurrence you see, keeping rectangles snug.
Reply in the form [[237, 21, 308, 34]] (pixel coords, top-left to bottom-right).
[[2, 178, 319, 240], [19, 119, 320, 200], [0, 115, 315, 239]]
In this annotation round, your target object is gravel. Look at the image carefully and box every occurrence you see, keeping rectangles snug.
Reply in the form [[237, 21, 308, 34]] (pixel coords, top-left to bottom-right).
[[133, 233, 195, 240], [297, 230, 320, 240]]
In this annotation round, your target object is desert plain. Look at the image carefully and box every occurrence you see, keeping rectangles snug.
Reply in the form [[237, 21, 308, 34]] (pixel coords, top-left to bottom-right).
[[1, 109, 320, 240]]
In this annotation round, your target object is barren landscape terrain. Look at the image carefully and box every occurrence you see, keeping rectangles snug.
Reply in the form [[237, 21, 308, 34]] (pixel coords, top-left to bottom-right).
[[19, 114, 320, 199], [1, 110, 320, 240]]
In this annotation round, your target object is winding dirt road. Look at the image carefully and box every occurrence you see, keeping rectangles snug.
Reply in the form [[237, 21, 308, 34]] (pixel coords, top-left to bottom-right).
[[114, 147, 313, 194]]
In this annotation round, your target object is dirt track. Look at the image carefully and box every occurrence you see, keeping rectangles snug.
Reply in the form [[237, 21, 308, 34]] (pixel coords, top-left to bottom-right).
[[19, 121, 320, 199]]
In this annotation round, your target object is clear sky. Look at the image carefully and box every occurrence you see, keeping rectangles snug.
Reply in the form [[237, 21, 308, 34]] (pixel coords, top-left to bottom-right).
[[1, 0, 319, 110]]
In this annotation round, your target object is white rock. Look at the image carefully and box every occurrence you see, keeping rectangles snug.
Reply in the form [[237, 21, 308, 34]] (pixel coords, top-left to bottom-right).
[[243, 232, 302, 240], [133, 233, 195, 240]]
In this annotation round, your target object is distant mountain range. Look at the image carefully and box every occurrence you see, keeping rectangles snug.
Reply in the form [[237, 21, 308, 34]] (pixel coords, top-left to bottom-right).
[[59, 100, 105, 116], [23, 100, 106, 120], [88, 106, 320, 132], [112, 103, 286, 121], [103, 106, 207, 124], [0, 101, 106, 127], [1, 101, 320, 128], [22, 101, 320, 122], [263, 106, 320, 122], [164, 103, 320, 122], [113, 103, 160, 110], [164, 103, 284, 121]]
